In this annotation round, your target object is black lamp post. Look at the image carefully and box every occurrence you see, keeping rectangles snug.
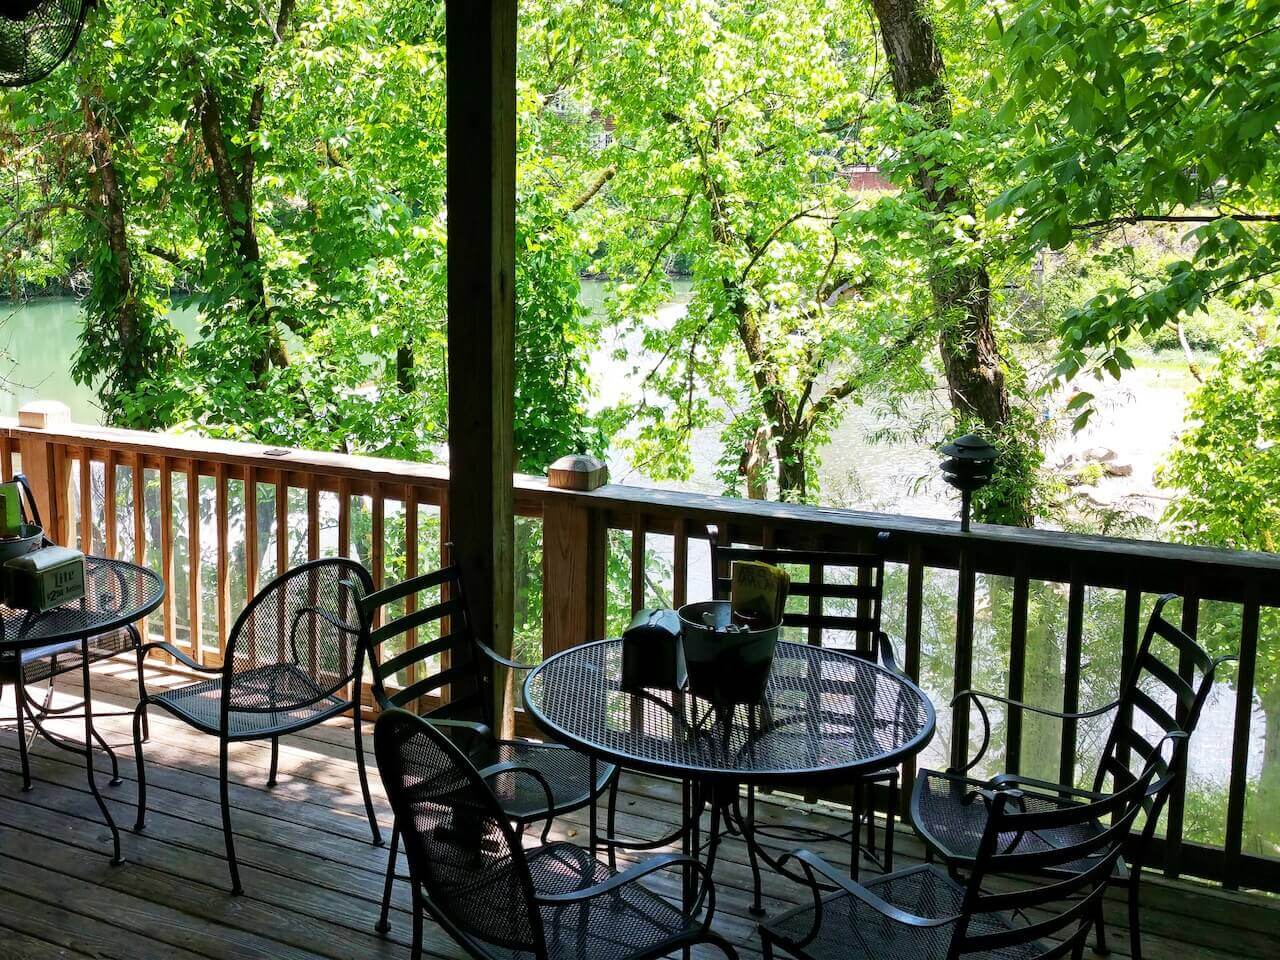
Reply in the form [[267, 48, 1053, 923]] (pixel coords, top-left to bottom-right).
[[941, 433, 997, 532]]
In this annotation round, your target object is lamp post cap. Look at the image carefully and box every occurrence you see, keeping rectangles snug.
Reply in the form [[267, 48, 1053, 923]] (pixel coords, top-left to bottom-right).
[[941, 433, 997, 460]]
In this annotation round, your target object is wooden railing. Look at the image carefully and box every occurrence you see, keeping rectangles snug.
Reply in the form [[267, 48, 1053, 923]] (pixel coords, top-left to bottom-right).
[[6, 401, 1280, 895]]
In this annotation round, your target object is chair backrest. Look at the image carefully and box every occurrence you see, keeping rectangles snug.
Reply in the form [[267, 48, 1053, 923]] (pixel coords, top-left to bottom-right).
[[707, 523, 886, 656], [1095, 595, 1226, 818], [950, 734, 1182, 960], [222, 557, 372, 713], [357, 561, 486, 721], [374, 708, 543, 954]]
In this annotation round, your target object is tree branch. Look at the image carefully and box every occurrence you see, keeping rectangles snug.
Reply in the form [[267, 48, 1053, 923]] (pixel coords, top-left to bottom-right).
[[1073, 212, 1280, 230], [570, 164, 616, 212]]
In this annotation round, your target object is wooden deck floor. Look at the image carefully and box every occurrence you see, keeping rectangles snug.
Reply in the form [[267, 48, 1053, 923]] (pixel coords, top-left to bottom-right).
[[1, 660, 1277, 960]]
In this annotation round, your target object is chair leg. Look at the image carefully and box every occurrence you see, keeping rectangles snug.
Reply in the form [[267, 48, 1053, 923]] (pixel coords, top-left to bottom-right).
[[1093, 898, 1110, 955], [606, 771, 622, 870], [762, 933, 774, 960], [849, 779, 861, 881], [267, 737, 279, 787], [353, 704, 383, 846], [376, 825, 400, 934], [884, 774, 897, 873], [411, 884, 424, 960], [15, 672, 32, 792], [705, 932, 739, 960], [132, 628, 150, 741], [1128, 879, 1143, 960], [220, 737, 244, 895], [132, 702, 150, 831]]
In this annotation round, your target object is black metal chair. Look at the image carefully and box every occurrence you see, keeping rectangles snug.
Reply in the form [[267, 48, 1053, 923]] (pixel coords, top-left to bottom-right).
[[760, 732, 1181, 960], [357, 559, 618, 935], [0, 472, 148, 791], [910, 594, 1229, 960], [131, 557, 380, 894], [374, 706, 738, 960], [703, 524, 901, 883]]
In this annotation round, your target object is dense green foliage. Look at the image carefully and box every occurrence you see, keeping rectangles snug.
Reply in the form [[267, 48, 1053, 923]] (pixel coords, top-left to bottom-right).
[[4, 0, 1280, 859]]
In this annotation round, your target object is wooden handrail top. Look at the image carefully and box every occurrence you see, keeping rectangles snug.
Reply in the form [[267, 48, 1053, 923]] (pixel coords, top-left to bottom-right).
[[10, 414, 1280, 605]]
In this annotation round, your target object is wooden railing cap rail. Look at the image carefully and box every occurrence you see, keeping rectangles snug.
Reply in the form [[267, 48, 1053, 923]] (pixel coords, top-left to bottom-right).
[[10, 409, 1280, 604]]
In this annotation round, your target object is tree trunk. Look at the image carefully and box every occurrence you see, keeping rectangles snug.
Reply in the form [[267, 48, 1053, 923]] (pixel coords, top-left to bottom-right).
[[81, 96, 147, 423], [396, 345, 415, 394], [869, 0, 1013, 445], [775, 433, 807, 502]]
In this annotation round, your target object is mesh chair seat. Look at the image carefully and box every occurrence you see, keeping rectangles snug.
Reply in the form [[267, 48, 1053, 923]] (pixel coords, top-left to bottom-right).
[[150, 663, 348, 738], [766, 864, 1044, 960], [914, 770, 1124, 878], [475, 741, 617, 822], [17, 628, 138, 684], [520, 843, 699, 960]]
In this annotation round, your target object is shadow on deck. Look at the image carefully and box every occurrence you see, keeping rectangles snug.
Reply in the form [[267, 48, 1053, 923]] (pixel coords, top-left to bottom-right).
[[0, 661, 1276, 960]]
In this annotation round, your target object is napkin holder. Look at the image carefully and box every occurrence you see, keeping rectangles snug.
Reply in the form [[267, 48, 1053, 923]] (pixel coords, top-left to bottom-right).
[[621, 608, 687, 692], [5, 545, 86, 612]]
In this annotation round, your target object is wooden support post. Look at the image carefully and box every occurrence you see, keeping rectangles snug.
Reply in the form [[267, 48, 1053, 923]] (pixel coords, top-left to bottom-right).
[[446, 0, 517, 737], [16, 401, 72, 543], [543, 456, 609, 657]]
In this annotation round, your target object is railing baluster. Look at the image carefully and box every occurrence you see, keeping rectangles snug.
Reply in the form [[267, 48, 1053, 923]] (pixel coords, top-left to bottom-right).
[[133, 450, 147, 643], [1165, 592, 1200, 879], [1005, 575, 1029, 775], [405, 484, 420, 687], [244, 465, 259, 599], [215, 462, 230, 663], [306, 475, 320, 562], [78, 447, 92, 553], [950, 547, 977, 771], [1223, 593, 1259, 889], [902, 544, 924, 809], [160, 457, 176, 652], [188, 460, 202, 664], [630, 513, 644, 615], [337, 477, 351, 560], [1116, 589, 1142, 776], [672, 517, 688, 608], [1059, 578, 1085, 788], [808, 561, 824, 647], [276, 470, 288, 577], [103, 451, 117, 559], [274, 472, 289, 662], [372, 485, 386, 614]]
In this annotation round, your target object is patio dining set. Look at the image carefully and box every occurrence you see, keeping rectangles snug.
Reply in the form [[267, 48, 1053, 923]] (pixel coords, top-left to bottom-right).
[[0, 474, 1229, 960]]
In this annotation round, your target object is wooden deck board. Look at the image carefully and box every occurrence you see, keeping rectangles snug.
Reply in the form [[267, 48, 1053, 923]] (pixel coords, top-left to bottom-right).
[[0, 662, 1275, 960]]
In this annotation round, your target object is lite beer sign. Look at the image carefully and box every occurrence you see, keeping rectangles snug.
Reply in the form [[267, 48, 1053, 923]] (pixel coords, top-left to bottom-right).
[[5, 545, 87, 612]]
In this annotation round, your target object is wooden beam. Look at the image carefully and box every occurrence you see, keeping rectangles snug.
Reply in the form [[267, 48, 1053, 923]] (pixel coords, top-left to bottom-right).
[[445, 0, 516, 735]]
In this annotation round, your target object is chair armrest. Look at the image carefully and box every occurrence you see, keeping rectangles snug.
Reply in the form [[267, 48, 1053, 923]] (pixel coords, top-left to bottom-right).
[[535, 852, 712, 908], [988, 772, 1108, 802], [476, 760, 557, 841], [428, 717, 493, 754], [138, 641, 222, 675], [779, 850, 956, 930], [874, 631, 901, 674], [950, 689, 1120, 774], [472, 639, 539, 673]]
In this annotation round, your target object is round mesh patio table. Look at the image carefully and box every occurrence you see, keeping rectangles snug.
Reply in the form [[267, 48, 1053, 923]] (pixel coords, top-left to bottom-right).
[[0, 556, 165, 864], [524, 638, 935, 785]]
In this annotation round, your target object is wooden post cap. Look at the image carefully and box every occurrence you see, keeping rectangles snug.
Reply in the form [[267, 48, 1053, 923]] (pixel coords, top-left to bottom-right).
[[547, 454, 608, 491], [18, 400, 72, 430]]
